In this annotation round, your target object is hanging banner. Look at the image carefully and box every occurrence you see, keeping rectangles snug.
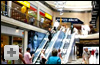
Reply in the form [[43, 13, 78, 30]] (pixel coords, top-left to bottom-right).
[[45, 13, 52, 20], [16, 1, 30, 8]]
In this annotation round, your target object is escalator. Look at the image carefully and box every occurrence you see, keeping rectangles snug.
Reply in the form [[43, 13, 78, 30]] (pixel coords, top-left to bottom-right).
[[33, 30, 61, 64], [33, 29, 72, 64], [32, 33, 48, 64], [61, 33, 75, 64]]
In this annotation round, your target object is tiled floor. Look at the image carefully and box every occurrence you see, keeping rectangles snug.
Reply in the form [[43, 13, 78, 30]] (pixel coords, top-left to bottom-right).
[[67, 55, 99, 64], [67, 58, 83, 64]]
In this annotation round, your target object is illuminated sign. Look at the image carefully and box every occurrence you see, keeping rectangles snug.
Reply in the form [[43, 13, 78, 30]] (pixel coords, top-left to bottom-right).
[[17, 1, 30, 8], [56, 17, 83, 24], [45, 13, 52, 20]]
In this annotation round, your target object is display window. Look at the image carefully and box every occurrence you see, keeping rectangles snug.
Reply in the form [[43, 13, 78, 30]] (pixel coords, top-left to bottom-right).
[[28, 4, 37, 26], [1, 35, 9, 49], [39, 10, 45, 28], [11, 1, 27, 22], [28, 5, 37, 19], [11, 1, 31, 23], [1, 1, 8, 16], [13, 37, 23, 47], [44, 13, 52, 29]]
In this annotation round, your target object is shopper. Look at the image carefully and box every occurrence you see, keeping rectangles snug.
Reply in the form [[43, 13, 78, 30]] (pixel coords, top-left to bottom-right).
[[46, 49, 61, 64], [1, 51, 7, 64], [24, 48, 34, 64], [14, 47, 26, 64], [57, 49, 62, 60], [29, 16, 35, 25], [95, 49, 98, 59], [82, 48, 90, 64], [89, 49, 95, 64], [40, 49, 47, 64], [48, 28, 52, 42]]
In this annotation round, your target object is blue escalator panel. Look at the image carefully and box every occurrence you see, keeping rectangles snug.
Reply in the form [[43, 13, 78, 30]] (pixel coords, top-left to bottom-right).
[[53, 31, 65, 50]]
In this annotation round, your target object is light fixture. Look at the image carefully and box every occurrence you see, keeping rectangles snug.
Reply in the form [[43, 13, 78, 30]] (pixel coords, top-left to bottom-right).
[[58, 8, 63, 11], [54, 1, 66, 15], [16, 27, 19, 33], [60, 11, 63, 15]]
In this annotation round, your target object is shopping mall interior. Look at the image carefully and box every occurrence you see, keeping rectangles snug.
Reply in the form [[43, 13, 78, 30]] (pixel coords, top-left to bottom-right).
[[1, 1, 99, 64]]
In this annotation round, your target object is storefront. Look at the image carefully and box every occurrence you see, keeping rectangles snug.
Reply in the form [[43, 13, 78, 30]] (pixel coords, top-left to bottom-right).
[[1, 35, 9, 52], [11, 1, 30, 23], [1, 25, 24, 59], [1, 1, 8, 16], [44, 13, 52, 30], [28, 4, 37, 25], [39, 9, 45, 28]]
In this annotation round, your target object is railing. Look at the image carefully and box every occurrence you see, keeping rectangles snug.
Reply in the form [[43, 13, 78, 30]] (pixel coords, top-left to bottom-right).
[[1, 3, 49, 30]]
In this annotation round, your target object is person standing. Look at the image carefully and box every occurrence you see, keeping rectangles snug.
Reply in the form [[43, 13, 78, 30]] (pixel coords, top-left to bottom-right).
[[40, 49, 47, 64], [24, 48, 34, 64], [57, 49, 62, 60], [95, 49, 98, 59], [46, 49, 61, 64], [82, 48, 90, 64], [48, 28, 52, 42], [14, 47, 26, 64], [89, 49, 95, 64]]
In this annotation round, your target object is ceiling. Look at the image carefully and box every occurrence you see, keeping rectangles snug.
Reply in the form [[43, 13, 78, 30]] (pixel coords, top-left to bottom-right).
[[44, 1, 92, 11]]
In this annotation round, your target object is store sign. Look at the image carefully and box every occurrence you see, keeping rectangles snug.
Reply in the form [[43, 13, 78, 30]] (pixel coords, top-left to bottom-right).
[[30, 6, 37, 12], [45, 13, 52, 20], [56, 17, 83, 24], [16, 1, 30, 8], [40, 11, 45, 16]]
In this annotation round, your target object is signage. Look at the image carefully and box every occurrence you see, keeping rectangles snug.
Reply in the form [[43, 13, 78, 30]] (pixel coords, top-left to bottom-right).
[[45, 13, 52, 20], [56, 17, 83, 24], [30, 6, 37, 12], [16, 1, 30, 8], [40, 11, 45, 16]]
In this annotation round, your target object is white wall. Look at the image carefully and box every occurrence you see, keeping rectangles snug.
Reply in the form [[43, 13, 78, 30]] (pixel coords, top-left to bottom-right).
[[1, 25, 24, 37]]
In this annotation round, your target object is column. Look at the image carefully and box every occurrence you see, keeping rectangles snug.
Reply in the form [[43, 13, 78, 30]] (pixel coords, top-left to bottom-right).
[[23, 31, 28, 54], [37, 4, 40, 27], [52, 12, 56, 28], [7, 1, 12, 17], [9, 36, 13, 45]]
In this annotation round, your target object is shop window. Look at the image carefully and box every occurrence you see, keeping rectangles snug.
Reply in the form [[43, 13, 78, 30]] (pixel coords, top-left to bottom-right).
[[1, 35, 9, 56], [13, 37, 23, 47], [11, 2, 27, 23]]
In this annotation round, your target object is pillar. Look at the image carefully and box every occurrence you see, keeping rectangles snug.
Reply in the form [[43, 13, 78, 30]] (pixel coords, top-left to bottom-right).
[[7, 1, 12, 17], [52, 12, 55, 28], [9, 36, 13, 45], [23, 31, 28, 54]]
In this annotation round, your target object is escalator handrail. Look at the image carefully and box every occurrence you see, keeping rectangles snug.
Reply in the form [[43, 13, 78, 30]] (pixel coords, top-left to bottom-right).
[[60, 28, 70, 50], [63, 33, 75, 63], [32, 34, 48, 64]]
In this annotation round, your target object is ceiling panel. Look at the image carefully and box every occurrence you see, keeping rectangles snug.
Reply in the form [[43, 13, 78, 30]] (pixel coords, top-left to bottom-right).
[[45, 1, 92, 11]]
